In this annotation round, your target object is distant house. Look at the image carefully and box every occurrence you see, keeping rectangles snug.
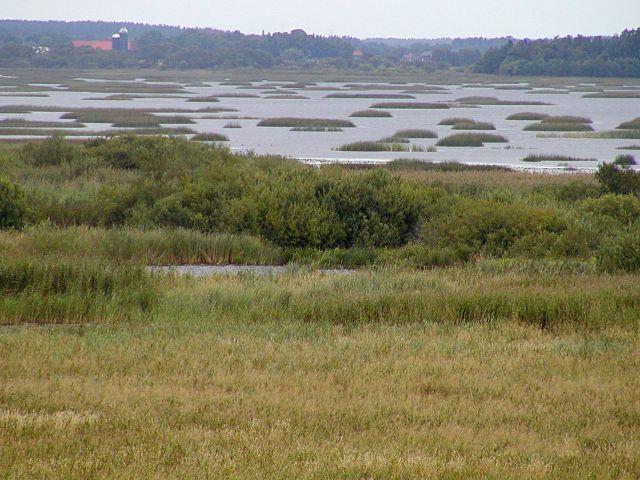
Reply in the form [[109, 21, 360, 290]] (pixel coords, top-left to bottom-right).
[[401, 53, 415, 64], [419, 51, 434, 64], [352, 49, 364, 60], [72, 40, 113, 51], [72, 27, 131, 52]]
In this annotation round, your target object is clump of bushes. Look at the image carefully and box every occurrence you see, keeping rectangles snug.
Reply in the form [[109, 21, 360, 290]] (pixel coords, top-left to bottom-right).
[[436, 133, 508, 147], [19, 134, 80, 166], [596, 162, 640, 196], [614, 154, 637, 167], [0, 176, 27, 229], [596, 226, 640, 272]]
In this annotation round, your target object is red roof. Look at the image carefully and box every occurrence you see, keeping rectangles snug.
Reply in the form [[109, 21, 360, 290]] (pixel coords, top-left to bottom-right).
[[72, 40, 112, 51]]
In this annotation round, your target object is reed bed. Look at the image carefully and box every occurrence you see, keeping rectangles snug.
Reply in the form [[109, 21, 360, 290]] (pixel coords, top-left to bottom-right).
[[349, 110, 392, 117], [524, 122, 594, 132], [452, 121, 496, 130], [325, 93, 415, 99], [191, 133, 229, 141], [583, 91, 640, 98], [257, 118, 356, 128], [369, 102, 450, 109], [436, 133, 509, 147], [263, 94, 309, 99], [336, 141, 424, 152], [522, 154, 597, 162], [391, 129, 438, 138], [0, 118, 85, 128], [542, 116, 592, 124], [455, 96, 551, 106], [617, 118, 640, 129], [186, 95, 220, 102], [506, 112, 550, 120]]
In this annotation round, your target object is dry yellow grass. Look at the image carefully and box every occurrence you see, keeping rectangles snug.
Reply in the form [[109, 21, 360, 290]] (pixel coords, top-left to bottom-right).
[[1, 279, 639, 479]]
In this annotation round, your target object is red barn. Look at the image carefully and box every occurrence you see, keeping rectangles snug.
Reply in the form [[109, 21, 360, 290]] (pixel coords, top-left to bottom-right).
[[72, 40, 113, 51]]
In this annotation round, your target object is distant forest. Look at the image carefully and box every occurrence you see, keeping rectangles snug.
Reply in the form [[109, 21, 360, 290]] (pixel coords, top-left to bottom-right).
[[475, 29, 640, 77], [0, 20, 639, 77]]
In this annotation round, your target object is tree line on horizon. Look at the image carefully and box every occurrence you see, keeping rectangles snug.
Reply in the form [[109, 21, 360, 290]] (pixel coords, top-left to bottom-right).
[[0, 20, 638, 77]]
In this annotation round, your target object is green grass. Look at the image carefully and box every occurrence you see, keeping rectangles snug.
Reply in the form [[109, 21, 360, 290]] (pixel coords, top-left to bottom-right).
[[191, 133, 230, 142], [384, 159, 512, 172], [522, 154, 597, 163], [349, 110, 393, 117], [257, 118, 356, 128], [506, 112, 550, 121], [369, 102, 450, 109], [436, 133, 509, 147], [524, 122, 594, 132], [617, 118, 640, 130]]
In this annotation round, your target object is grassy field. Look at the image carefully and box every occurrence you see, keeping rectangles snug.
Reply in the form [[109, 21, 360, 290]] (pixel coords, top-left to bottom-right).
[[1, 134, 640, 478], [1, 271, 639, 478]]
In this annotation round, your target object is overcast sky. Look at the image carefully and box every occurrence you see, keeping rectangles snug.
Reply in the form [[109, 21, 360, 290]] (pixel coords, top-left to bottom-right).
[[3, 0, 640, 39]]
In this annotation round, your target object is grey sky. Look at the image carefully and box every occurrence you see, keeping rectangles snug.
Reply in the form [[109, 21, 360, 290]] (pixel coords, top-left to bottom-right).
[[3, 0, 640, 39]]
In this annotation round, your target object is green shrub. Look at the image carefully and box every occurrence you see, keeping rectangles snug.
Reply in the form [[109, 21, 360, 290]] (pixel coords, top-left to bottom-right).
[[596, 226, 640, 272], [596, 163, 640, 196], [19, 134, 80, 166], [581, 194, 640, 224], [0, 177, 27, 229], [613, 154, 637, 167], [421, 199, 576, 259]]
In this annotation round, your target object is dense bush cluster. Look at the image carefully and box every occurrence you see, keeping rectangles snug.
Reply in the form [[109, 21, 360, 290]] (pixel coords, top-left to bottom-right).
[[3, 135, 640, 272]]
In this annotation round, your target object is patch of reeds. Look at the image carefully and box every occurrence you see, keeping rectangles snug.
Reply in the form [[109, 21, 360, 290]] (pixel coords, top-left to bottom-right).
[[542, 116, 592, 124], [436, 133, 508, 147], [191, 133, 229, 142], [325, 93, 415, 99], [583, 91, 640, 98], [336, 141, 425, 152], [506, 112, 550, 121], [349, 110, 392, 118], [369, 102, 450, 109], [617, 118, 640, 130], [0, 118, 85, 128], [290, 127, 343, 132], [257, 118, 356, 128], [524, 122, 594, 132], [522, 154, 597, 163], [224, 122, 242, 128], [390, 129, 438, 139], [264, 95, 309, 99], [455, 96, 551, 106], [452, 121, 496, 130]]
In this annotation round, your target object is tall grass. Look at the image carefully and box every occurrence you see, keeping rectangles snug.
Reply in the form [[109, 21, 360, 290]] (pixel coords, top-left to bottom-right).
[[336, 141, 424, 152], [325, 93, 415, 99], [522, 154, 597, 163], [452, 121, 496, 130], [190, 133, 230, 142], [455, 96, 551, 106], [524, 122, 594, 132], [583, 91, 640, 98]]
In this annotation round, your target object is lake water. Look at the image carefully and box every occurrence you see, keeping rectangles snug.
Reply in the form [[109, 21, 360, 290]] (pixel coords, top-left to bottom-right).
[[2, 78, 639, 170]]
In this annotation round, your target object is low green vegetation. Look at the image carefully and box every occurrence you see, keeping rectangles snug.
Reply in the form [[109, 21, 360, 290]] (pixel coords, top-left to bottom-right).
[[522, 154, 597, 163], [436, 133, 509, 146], [290, 127, 343, 132], [0, 127, 197, 137], [613, 154, 637, 166], [506, 112, 550, 120], [257, 118, 356, 128], [542, 130, 640, 139], [224, 122, 242, 128], [349, 109, 392, 117], [369, 102, 450, 109], [618, 145, 640, 150], [542, 115, 592, 124], [391, 129, 438, 139], [527, 89, 569, 94]]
